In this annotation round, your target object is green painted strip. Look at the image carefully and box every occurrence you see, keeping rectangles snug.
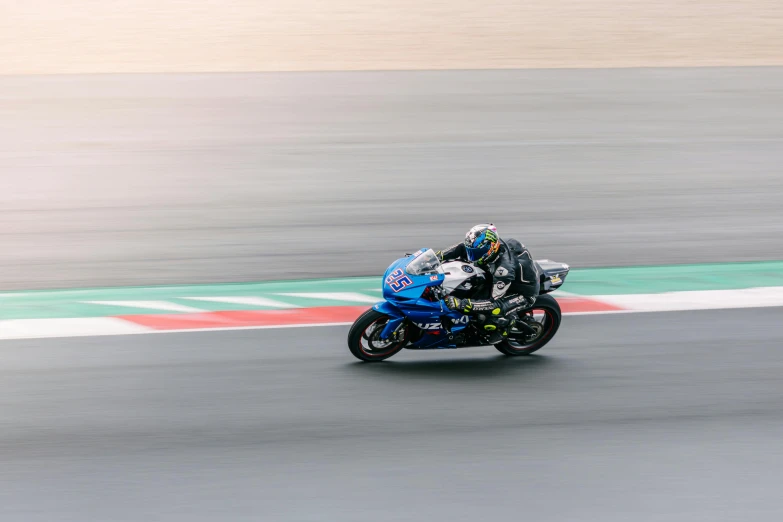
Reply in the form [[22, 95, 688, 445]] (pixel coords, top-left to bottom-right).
[[565, 261, 783, 295], [2, 262, 782, 321], [0, 278, 381, 320]]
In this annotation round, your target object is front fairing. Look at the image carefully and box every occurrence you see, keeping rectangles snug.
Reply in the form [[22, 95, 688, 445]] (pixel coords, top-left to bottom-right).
[[381, 250, 445, 302], [377, 249, 468, 345]]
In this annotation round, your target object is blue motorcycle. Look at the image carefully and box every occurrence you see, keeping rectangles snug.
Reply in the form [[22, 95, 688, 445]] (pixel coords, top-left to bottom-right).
[[348, 248, 570, 361]]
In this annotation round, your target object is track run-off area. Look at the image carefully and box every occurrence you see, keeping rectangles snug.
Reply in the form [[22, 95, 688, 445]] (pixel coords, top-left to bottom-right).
[[2, 261, 783, 339]]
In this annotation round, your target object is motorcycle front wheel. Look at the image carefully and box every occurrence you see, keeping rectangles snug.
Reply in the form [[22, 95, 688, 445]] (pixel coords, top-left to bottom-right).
[[348, 309, 409, 362]]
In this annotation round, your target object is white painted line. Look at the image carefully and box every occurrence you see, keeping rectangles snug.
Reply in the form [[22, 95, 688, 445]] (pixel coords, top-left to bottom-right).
[[125, 322, 356, 336], [277, 292, 381, 304], [3, 303, 783, 341], [0, 319, 354, 340], [85, 300, 206, 313], [3, 286, 783, 341], [598, 286, 783, 313], [182, 296, 299, 309], [0, 317, 150, 339]]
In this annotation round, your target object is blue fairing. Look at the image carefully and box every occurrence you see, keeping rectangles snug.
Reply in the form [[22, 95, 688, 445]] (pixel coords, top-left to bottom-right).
[[372, 301, 406, 339], [374, 248, 470, 349], [372, 300, 405, 318]]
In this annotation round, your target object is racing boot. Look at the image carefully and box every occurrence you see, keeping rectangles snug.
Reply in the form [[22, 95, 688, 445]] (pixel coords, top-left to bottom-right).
[[481, 308, 515, 338]]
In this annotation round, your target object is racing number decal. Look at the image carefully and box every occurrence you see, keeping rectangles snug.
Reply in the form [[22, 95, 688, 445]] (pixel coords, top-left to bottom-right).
[[386, 269, 413, 292]]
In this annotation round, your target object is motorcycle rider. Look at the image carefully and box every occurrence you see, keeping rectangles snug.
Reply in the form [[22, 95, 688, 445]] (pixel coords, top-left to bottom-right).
[[437, 224, 540, 337]]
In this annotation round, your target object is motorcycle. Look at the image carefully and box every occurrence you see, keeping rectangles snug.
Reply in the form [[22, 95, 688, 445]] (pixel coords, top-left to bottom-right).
[[348, 248, 570, 361]]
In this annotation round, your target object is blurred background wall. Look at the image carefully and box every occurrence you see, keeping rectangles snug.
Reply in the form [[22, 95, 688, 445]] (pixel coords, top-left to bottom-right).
[[2, 0, 782, 74], [2, 2, 782, 290]]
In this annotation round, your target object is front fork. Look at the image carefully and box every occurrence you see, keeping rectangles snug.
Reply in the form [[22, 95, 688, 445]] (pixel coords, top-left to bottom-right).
[[379, 317, 407, 341]]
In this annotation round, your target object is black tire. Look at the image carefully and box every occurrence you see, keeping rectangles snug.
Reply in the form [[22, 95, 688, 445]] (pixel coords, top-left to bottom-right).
[[494, 294, 561, 356], [348, 309, 408, 362]]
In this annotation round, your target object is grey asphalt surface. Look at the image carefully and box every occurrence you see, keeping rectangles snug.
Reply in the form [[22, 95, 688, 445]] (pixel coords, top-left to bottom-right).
[[2, 67, 783, 289], [2, 308, 783, 521]]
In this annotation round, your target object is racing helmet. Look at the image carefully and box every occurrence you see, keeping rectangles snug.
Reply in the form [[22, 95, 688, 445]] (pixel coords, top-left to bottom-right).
[[464, 224, 500, 266]]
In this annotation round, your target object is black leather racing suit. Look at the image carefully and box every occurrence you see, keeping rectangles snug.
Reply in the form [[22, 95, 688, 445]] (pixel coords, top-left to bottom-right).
[[438, 238, 540, 315]]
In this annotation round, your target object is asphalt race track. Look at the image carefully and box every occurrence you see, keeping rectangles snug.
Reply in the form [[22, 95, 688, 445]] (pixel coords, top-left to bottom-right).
[[2, 308, 783, 521], [2, 67, 783, 289], [2, 66, 782, 520]]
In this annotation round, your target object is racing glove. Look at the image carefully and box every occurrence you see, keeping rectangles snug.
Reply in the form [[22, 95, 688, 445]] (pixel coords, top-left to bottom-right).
[[443, 296, 474, 314]]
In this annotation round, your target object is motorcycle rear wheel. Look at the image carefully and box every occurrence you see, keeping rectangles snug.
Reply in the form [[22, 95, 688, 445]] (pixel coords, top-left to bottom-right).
[[494, 294, 561, 356]]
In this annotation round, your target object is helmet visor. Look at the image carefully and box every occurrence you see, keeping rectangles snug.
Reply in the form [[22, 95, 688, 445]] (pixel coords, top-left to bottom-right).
[[465, 243, 491, 262]]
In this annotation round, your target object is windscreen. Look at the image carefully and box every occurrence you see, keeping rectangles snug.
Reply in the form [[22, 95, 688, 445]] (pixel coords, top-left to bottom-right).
[[405, 249, 443, 276]]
